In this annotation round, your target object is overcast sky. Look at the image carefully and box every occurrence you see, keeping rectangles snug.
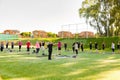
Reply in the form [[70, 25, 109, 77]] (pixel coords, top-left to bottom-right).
[[0, 0, 95, 33]]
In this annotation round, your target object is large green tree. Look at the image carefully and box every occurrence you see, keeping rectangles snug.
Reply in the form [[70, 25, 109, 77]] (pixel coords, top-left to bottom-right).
[[20, 32, 31, 38], [79, 0, 120, 37]]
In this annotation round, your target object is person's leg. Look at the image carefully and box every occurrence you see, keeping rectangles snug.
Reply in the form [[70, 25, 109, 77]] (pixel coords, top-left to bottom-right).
[[113, 49, 115, 54], [1, 47, 2, 51], [48, 51, 52, 60], [37, 48, 40, 53], [76, 50, 78, 54], [1, 47, 4, 51], [112, 48, 114, 54], [12, 45, 14, 49], [42, 46, 45, 55], [75, 49, 77, 55], [59, 47, 61, 55], [36, 48, 39, 56], [36, 48, 38, 53], [27, 47, 30, 54], [19, 45, 21, 51]]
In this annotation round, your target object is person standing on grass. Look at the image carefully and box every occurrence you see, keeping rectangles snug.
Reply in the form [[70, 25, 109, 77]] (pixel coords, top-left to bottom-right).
[[26, 41, 31, 54], [11, 42, 14, 49], [47, 42, 53, 60], [64, 43, 67, 51], [78, 42, 80, 51], [95, 42, 98, 53], [74, 42, 79, 55], [81, 42, 84, 52], [0, 42, 4, 52], [41, 41, 45, 55], [89, 42, 92, 50], [117, 42, 120, 49], [35, 41, 40, 56], [6, 41, 9, 49], [111, 41, 115, 54], [72, 42, 75, 53], [102, 42, 105, 50], [18, 40, 22, 52], [57, 41, 62, 55]]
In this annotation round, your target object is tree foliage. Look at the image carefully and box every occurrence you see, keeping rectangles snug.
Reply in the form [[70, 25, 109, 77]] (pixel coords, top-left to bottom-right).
[[47, 32, 57, 38], [79, 0, 120, 37], [20, 32, 31, 38]]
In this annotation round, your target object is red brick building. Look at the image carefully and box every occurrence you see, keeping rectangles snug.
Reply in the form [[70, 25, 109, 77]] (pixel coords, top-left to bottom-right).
[[4, 30, 20, 35], [32, 30, 47, 38], [79, 31, 94, 38], [58, 31, 73, 38]]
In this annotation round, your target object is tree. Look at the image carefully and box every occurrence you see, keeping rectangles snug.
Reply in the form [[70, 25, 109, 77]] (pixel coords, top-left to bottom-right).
[[20, 32, 31, 38], [47, 32, 57, 38], [79, 0, 120, 37]]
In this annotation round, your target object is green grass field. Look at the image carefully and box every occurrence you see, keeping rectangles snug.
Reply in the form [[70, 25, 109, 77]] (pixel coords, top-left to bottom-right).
[[0, 48, 120, 80]]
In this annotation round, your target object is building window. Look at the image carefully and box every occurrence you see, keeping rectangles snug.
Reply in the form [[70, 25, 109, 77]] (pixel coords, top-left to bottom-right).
[[35, 32, 38, 35], [6, 32, 9, 34]]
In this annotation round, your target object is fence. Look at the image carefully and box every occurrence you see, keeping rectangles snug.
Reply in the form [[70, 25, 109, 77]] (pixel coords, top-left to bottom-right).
[[0, 34, 18, 40]]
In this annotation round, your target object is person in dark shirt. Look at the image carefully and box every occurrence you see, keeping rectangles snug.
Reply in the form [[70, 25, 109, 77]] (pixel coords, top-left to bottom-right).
[[89, 42, 92, 50], [78, 42, 80, 51], [0, 42, 4, 52], [11, 42, 14, 49], [64, 43, 67, 51], [95, 42, 98, 53], [95, 42, 98, 50], [117, 42, 120, 49], [6, 42, 9, 49], [81, 43, 84, 52], [72, 42, 75, 53], [47, 42, 53, 60], [102, 42, 105, 50]]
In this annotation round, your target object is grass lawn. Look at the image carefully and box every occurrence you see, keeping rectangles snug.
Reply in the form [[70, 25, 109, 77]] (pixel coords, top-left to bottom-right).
[[0, 48, 120, 80]]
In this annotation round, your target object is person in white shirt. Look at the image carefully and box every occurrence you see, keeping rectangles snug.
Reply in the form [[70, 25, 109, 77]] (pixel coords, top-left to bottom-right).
[[111, 42, 115, 54], [74, 42, 78, 55]]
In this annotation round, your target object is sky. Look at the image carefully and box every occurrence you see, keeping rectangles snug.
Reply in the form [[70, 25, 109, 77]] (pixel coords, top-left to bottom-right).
[[0, 0, 96, 33]]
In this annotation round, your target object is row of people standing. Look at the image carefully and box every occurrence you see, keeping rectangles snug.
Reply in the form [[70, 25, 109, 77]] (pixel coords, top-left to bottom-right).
[[0, 41, 15, 52], [89, 41, 120, 54], [0, 41, 120, 55]]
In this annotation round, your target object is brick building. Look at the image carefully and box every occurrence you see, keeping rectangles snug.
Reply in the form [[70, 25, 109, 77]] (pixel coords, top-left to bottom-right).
[[79, 31, 94, 38], [32, 30, 47, 38], [4, 30, 20, 35], [58, 31, 73, 38]]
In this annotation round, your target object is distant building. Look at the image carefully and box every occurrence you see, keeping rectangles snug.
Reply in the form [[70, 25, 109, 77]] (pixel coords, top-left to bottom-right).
[[4, 30, 20, 35], [79, 31, 94, 38], [58, 31, 73, 38], [32, 30, 47, 38]]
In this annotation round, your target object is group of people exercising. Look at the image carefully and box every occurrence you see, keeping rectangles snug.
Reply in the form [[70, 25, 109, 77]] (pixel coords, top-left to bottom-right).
[[0, 40, 120, 60]]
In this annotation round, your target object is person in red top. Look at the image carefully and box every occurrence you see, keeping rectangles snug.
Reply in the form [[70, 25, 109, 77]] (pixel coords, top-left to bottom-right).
[[57, 41, 62, 55], [26, 41, 31, 54]]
